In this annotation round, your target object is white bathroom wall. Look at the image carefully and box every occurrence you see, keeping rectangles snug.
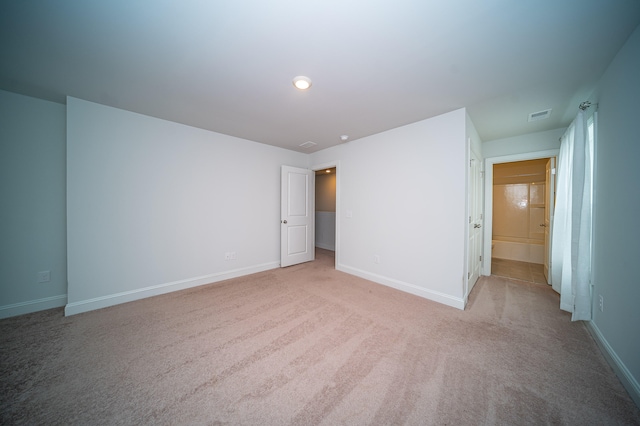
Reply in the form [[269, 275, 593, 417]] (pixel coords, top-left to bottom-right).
[[311, 109, 468, 308], [66, 97, 307, 315], [0, 90, 67, 318]]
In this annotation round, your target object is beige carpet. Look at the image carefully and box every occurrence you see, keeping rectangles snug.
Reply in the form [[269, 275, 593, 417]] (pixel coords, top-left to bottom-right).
[[2, 249, 639, 425]]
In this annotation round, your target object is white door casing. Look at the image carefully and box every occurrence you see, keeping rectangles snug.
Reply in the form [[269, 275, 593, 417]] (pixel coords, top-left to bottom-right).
[[544, 157, 555, 284], [281, 166, 314, 267]]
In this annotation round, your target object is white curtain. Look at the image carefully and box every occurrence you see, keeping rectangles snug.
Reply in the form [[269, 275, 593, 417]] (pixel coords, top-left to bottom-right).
[[550, 110, 592, 321]]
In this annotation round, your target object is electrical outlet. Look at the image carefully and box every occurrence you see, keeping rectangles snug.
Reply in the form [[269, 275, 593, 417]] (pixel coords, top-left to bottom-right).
[[225, 252, 231, 261], [230, 252, 236, 260], [373, 255, 380, 264], [598, 295, 604, 312], [37, 270, 51, 283]]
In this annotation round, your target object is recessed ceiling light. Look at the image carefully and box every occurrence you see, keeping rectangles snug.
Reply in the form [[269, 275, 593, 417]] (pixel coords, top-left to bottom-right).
[[325, 169, 331, 173], [293, 76, 312, 90], [340, 135, 349, 142]]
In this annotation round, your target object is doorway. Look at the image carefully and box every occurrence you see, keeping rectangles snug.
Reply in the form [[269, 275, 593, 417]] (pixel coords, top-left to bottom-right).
[[314, 167, 336, 252], [312, 162, 339, 269], [483, 150, 559, 279]]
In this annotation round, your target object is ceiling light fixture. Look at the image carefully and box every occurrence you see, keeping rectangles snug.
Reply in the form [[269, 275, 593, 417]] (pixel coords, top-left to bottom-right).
[[340, 135, 349, 142], [292, 76, 312, 90]]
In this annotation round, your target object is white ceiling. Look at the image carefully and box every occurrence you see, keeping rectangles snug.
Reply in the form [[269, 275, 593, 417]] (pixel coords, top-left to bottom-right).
[[2, 1, 639, 153]]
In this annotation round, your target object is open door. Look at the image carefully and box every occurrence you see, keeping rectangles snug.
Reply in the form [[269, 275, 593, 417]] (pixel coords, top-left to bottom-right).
[[468, 151, 483, 294], [544, 157, 555, 283], [281, 166, 314, 267]]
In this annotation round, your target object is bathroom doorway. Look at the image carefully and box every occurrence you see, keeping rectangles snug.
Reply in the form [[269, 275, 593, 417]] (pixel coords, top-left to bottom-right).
[[483, 150, 559, 282], [492, 159, 547, 283]]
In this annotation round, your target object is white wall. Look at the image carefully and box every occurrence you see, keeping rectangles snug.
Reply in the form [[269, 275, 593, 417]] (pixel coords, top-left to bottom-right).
[[482, 127, 563, 158], [66, 97, 307, 315], [311, 109, 468, 308], [588, 24, 640, 406], [0, 90, 67, 318], [315, 212, 336, 251]]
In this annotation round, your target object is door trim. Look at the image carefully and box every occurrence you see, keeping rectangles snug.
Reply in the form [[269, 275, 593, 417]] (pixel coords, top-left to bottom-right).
[[312, 161, 340, 269], [482, 149, 559, 277]]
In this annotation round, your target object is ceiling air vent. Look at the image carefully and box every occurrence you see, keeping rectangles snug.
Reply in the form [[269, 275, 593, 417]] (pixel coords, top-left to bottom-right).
[[528, 109, 552, 122], [299, 141, 317, 149]]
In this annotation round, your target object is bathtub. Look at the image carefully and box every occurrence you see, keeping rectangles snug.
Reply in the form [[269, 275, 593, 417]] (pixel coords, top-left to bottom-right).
[[492, 237, 544, 264]]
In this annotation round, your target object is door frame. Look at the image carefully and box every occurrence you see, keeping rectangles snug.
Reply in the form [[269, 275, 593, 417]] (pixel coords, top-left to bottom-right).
[[311, 160, 340, 269], [482, 149, 559, 277]]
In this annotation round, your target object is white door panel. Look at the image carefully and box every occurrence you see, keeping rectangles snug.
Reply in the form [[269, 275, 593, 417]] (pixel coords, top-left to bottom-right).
[[468, 150, 483, 295], [287, 226, 308, 255], [281, 166, 314, 267]]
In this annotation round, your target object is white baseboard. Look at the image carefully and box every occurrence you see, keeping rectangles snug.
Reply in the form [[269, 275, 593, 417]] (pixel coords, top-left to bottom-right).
[[586, 321, 640, 408], [336, 264, 465, 310], [0, 294, 67, 319], [64, 262, 280, 316]]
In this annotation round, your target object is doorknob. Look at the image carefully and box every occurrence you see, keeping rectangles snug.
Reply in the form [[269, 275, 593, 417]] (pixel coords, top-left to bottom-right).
[[473, 224, 481, 228], [281, 220, 287, 224], [539, 223, 546, 227]]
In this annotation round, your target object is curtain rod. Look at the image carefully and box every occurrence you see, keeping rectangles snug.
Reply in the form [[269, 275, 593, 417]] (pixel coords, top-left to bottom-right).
[[579, 101, 595, 110]]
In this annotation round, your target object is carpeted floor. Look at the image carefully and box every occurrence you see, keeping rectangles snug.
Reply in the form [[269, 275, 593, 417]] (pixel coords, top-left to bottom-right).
[[1, 249, 639, 425]]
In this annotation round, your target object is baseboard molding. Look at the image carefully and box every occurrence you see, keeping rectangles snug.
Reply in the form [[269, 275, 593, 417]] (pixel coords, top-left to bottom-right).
[[65, 262, 280, 316], [0, 294, 68, 319], [336, 264, 465, 310], [586, 321, 640, 408], [315, 243, 335, 251]]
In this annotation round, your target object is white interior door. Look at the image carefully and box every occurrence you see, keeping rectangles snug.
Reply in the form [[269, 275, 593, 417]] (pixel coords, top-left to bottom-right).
[[468, 151, 483, 294], [544, 157, 555, 284], [281, 166, 314, 267]]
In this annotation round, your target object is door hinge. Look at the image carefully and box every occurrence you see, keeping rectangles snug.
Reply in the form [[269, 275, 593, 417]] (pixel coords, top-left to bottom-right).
[[468, 272, 471, 279], [469, 216, 472, 223], [479, 255, 482, 262]]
